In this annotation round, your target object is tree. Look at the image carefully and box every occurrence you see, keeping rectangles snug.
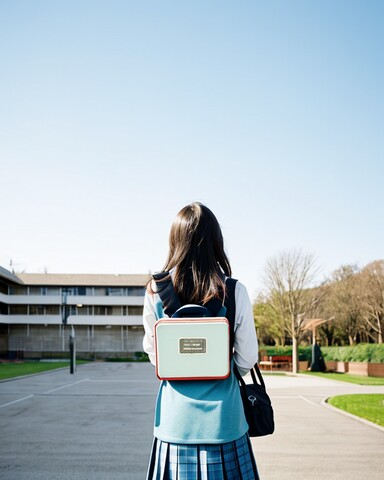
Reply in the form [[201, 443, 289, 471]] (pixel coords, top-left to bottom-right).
[[262, 249, 323, 373], [326, 265, 364, 345], [253, 293, 286, 346], [360, 260, 384, 343]]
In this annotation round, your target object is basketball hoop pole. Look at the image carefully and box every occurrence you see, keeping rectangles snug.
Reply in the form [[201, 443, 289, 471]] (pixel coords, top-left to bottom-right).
[[62, 288, 76, 374], [69, 325, 76, 374]]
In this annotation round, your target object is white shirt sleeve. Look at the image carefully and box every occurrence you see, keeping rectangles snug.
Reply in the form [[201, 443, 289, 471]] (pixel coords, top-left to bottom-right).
[[142, 291, 157, 366], [233, 282, 259, 375]]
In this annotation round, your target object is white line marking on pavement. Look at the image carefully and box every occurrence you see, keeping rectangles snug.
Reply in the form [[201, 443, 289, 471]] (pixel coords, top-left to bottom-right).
[[0, 394, 34, 409], [270, 395, 322, 407], [298, 395, 322, 407], [43, 378, 90, 394], [270, 395, 301, 398]]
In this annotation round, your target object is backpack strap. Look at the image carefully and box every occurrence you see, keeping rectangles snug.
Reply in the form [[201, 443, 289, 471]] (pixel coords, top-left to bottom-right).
[[152, 271, 181, 317], [224, 278, 238, 353], [153, 271, 238, 345], [173, 304, 212, 318]]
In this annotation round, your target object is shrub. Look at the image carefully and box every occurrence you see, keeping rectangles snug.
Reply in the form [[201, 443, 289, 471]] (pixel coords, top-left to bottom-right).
[[259, 344, 384, 363], [259, 345, 312, 361], [321, 344, 384, 363]]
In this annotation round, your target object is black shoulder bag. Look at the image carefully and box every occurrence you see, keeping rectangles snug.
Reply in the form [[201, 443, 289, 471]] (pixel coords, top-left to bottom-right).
[[234, 363, 275, 437], [225, 278, 275, 437]]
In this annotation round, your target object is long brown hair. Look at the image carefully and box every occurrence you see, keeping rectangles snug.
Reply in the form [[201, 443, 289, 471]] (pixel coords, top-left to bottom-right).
[[155, 202, 232, 305]]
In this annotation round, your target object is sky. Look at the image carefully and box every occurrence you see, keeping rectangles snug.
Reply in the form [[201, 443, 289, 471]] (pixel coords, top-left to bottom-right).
[[0, 0, 383, 299]]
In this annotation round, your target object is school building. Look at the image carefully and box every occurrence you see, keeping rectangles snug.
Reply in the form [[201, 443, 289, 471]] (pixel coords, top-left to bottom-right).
[[0, 266, 150, 359]]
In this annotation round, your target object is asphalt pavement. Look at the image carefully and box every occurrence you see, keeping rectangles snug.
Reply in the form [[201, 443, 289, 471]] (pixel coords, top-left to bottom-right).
[[0, 362, 383, 480], [251, 373, 384, 480]]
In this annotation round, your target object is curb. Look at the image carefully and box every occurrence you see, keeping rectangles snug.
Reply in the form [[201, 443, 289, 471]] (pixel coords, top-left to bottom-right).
[[321, 396, 384, 433]]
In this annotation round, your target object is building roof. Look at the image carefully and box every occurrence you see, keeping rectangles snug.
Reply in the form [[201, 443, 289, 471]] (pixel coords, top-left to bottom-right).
[[15, 273, 150, 287], [0, 266, 24, 285]]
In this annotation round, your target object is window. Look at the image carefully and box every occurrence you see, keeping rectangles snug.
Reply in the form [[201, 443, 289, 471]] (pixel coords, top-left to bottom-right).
[[0, 281, 9, 294], [29, 287, 46, 295], [63, 287, 76, 295], [129, 306, 144, 316], [45, 305, 60, 315], [62, 286, 86, 296], [93, 306, 120, 315], [29, 305, 46, 315], [9, 286, 28, 295], [29, 287, 41, 295], [94, 306, 106, 315], [127, 287, 145, 297], [107, 287, 124, 296], [77, 306, 92, 316], [60, 305, 76, 317], [94, 287, 107, 296], [47, 287, 60, 296], [29, 286, 60, 296], [0, 303, 8, 315], [10, 305, 28, 314]]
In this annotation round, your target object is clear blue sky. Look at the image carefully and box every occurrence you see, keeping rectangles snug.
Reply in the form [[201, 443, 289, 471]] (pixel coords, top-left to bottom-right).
[[1, 0, 383, 298]]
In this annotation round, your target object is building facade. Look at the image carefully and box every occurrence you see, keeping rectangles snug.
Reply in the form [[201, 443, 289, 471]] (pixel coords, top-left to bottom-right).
[[0, 266, 150, 359]]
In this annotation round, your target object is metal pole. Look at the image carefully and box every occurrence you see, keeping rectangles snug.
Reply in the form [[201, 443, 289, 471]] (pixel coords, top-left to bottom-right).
[[69, 325, 76, 374], [62, 289, 68, 369], [62, 289, 76, 374]]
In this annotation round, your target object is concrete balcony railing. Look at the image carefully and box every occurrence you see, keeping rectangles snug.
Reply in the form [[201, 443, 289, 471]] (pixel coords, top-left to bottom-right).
[[0, 294, 144, 306], [0, 314, 143, 326]]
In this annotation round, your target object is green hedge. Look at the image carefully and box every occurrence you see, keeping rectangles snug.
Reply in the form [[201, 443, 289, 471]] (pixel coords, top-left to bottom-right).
[[259, 344, 384, 363], [259, 346, 312, 361], [321, 344, 384, 363], [104, 352, 150, 362]]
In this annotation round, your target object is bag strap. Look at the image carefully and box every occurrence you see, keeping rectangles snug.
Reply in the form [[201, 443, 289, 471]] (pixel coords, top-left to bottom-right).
[[224, 277, 237, 353], [153, 272, 238, 359], [152, 272, 237, 324], [172, 305, 212, 318], [234, 362, 266, 390], [152, 271, 181, 317], [225, 278, 264, 388], [226, 281, 265, 390]]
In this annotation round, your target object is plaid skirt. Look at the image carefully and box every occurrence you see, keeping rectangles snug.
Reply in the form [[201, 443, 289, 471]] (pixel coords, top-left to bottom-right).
[[146, 434, 260, 480]]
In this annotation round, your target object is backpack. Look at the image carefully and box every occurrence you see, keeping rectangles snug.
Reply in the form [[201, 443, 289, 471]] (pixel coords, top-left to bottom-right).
[[152, 272, 237, 381]]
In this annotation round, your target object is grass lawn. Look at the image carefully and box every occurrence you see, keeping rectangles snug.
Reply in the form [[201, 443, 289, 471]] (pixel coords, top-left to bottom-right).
[[303, 371, 384, 386], [0, 361, 87, 380], [328, 394, 384, 427]]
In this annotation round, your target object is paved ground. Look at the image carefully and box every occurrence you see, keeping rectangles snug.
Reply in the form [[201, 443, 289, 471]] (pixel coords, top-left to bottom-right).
[[0, 362, 383, 480], [251, 374, 384, 480]]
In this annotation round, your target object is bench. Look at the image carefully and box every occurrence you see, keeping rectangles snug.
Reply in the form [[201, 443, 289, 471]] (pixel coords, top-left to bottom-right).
[[259, 355, 292, 372]]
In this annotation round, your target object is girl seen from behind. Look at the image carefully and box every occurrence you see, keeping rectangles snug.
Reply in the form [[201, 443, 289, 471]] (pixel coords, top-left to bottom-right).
[[143, 202, 260, 479]]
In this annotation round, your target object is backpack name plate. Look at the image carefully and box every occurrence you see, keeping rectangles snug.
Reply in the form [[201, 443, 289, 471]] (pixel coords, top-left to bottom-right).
[[155, 318, 230, 380], [179, 338, 206, 354]]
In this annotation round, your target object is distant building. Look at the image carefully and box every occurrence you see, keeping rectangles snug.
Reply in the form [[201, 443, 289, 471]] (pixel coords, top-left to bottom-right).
[[0, 266, 150, 359]]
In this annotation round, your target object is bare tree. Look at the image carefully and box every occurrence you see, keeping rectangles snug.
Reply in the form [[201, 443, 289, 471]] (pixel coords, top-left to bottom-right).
[[254, 293, 287, 346], [327, 265, 364, 345], [263, 249, 323, 373], [360, 260, 384, 343]]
